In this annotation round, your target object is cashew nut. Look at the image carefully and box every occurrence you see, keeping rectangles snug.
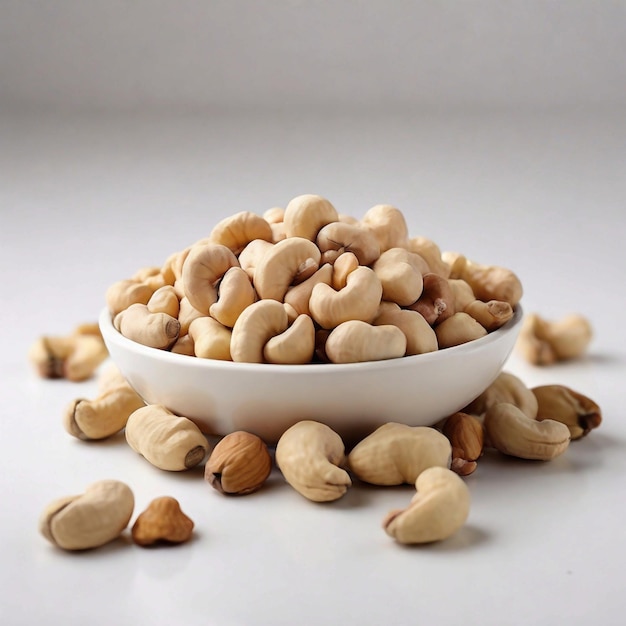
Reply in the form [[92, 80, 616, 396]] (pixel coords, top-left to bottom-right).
[[29, 330, 108, 382], [284, 264, 333, 316], [517, 313, 593, 365], [209, 211, 273, 254], [228, 299, 287, 362], [275, 420, 351, 502], [435, 312, 487, 348], [532, 385, 602, 440], [263, 313, 316, 364], [283, 194, 339, 240], [125, 405, 209, 471], [373, 302, 438, 355], [105, 278, 155, 316], [309, 266, 383, 329], [372, 248, 426, 306], [483, 402, 570, 460], [382, 467, 470, 544], [316, 221, 380, 266], [209, 266, 256, 328], [64, 381, 145, 440], [464, 371, 538, 419], [348, 423, 451, 486], [39, 480, 134, 551], [441, 412, 484, 476], [189, 316, 232, 361], [325, 320, 406, 363], [407, 236, 450, 278], [177, 297, 206, 335], [114, 303, 180, 350], [444, 252, 523, 308], [361, 204, 409, 251], [465, 299, 513, 331], [181, 243, 239, 314], [147, 285, 180, 318], [253, 236, 321, 301], [237, 239, 274, 281]]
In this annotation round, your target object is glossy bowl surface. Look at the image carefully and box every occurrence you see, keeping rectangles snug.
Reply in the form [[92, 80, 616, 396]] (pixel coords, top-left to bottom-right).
[[100, 306, 523, 444]]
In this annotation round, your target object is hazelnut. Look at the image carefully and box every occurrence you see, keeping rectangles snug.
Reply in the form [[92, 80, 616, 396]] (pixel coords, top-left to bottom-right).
[[205, 431, 272, 495], [131, 496, 194, 547]]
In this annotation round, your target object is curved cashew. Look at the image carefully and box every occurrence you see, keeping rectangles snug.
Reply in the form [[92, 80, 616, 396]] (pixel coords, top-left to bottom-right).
[[325, 320, 406, 363], [532, 385, 602, 440], [361, 204, 409, 251], [209, 266, 256, 328], [517, 313, 592, 365], [407, 236, 450, 278], [181, 243, 239, 313], [465, 299, 513, 331], [177, 296, 206, 335], [39, 480, 134, 551], [435, 312, 487, 348], [230, 299, 289, 363], [483, 402, 570, 460], [373, 302, 438, 355], [114, 303, 180, 350], [444, 252, 523, 307], [147, 285, 180, 318], [238, 239, 274, 281], [125, 405, 209, 471], [64, 382, 145, 441], [331, 252, 359, 290], [275, 420, 351, 502], [209, 211, 273, 254], [316, 221, 380, 266], [105, 278, 155, 316], [283, 194, 339, 240], [263, 207, 284, 224], [29, 331, 108, 382], [348, 423, 451, 486], [448, 279, 476, 311], [383, 467, 470, 544], [409, 273, 455, 325], [263, 314, 316, 364], [309, 266, 382, 329], [189, 316, 232, 361], [464, 371, 538, 419], [284, 264, 333, 316], [372, 247, 426, 306], [253, 237, 322, 301]]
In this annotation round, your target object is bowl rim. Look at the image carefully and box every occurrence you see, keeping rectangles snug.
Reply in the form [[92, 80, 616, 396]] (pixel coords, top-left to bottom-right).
[[99, 304, 523, 375]]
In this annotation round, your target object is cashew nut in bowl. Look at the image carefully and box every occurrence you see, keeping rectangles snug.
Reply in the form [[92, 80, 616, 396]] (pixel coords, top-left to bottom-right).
[[316, 221, 380, 266], [181, 243, 239, 314], [189, 317, 232, 361], [208, 211, 273, 255], [372, 248, 427, 306], [209, 266, 256, 328], [361, 204, 409, 252], [409, 273, 455, 326], [263, 314, 316, 364], [382, 467, 470, 544], [325, 320, 406, 363], [229, 299, 289, 363], [309, 265, 383, 329], [373, 302, 438, 356], [283, 194, 339, 240], [114, 303, 180, 350], [253, 237, 322, 301]]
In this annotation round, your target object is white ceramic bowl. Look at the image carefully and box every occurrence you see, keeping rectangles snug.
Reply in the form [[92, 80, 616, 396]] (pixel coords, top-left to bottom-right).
[[100, 306, 523, 444]]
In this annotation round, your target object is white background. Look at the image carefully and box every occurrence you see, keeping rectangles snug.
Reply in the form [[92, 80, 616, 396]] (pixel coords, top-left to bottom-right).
[[1, 3, 625, 625]]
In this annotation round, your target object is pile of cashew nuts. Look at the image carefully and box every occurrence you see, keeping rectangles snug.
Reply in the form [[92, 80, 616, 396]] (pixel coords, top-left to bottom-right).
[[106, 194, 524, 364]]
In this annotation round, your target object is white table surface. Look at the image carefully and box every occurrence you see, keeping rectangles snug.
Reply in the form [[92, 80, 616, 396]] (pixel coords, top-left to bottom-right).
[[1, 110, 625, 626]]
